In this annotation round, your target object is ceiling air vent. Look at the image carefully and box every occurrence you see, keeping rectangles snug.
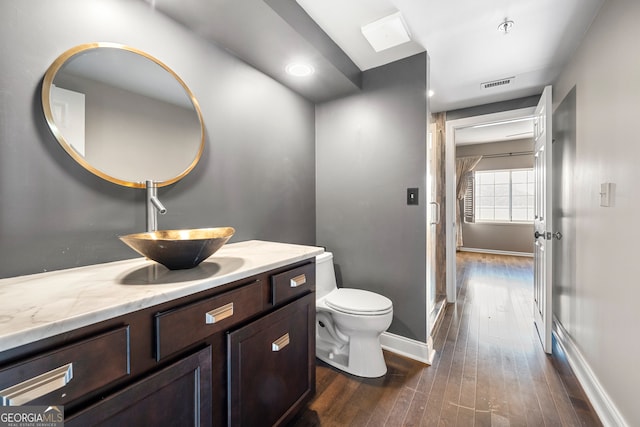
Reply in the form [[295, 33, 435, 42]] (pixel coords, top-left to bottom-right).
[[481, 76, 515, 89]]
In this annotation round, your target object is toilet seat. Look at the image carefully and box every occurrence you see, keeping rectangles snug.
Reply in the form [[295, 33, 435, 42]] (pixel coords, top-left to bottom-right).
[[325, 288, 392, 316]]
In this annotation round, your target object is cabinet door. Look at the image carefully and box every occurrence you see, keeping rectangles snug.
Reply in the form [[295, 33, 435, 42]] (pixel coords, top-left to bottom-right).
[[66, 346, 212, 427], [228, 293, 315, 427]]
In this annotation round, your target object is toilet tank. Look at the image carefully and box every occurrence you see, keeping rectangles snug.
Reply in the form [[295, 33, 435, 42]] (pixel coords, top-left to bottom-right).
[[315, 252, 338, 299]]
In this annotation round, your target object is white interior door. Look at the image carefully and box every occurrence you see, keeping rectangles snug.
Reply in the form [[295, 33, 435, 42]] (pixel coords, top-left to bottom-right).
[[533, 85, 553, 353]]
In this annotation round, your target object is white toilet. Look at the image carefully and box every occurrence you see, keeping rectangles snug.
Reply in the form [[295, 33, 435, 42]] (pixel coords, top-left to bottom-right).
[[315, 251, 393, 378]]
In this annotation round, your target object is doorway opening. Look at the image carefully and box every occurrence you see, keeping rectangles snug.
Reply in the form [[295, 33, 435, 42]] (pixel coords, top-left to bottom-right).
[[444, 107, 536, 304]]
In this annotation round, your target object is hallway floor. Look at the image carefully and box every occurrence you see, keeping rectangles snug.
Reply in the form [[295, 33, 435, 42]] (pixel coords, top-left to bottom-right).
[[289, 252, 601, 426]]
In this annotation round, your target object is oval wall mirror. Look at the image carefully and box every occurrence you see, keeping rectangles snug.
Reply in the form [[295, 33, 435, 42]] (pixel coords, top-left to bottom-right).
[[42, 42, 205, 188]]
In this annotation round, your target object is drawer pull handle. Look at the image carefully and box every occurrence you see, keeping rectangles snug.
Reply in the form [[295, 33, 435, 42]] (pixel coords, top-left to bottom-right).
[[272, 333, 290, 352], [290, 274, 306, 288], [205, 302, 234, 324], [0, 363, 73, 406]]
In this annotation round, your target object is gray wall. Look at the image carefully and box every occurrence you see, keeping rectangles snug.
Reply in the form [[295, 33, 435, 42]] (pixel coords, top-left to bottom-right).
[[0, 0, 315, 278], [552, 0, 640, 423], [316, 53, 428, 342], [552, 87, 576, 340], [457, 139, 534, 254]]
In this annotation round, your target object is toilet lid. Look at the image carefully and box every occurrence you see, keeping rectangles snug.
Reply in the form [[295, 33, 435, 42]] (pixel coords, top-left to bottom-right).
[[325, 288, 392, 315]]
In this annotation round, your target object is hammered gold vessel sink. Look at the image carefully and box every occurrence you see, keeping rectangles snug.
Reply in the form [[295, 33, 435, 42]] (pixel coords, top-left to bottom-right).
[[119, 227, 235, 270]]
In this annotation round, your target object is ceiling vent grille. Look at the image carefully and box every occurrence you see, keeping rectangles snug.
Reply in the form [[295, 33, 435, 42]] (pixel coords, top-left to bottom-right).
[[481, 77, 515, 89]]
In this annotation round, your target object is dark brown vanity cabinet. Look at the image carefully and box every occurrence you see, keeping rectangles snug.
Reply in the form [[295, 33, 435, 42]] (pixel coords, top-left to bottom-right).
[[0, 257, 316, 427]]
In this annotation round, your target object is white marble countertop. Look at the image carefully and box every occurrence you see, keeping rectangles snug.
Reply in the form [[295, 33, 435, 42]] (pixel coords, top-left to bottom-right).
[[0, 240, 323, 352]]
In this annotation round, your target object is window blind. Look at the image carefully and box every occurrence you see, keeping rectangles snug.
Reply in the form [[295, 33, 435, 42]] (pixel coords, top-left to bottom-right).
[[463, 173, 475, 223]]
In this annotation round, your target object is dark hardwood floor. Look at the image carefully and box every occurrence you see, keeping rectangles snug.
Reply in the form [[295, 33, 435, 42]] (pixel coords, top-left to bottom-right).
[[290, 252, 601, 426]]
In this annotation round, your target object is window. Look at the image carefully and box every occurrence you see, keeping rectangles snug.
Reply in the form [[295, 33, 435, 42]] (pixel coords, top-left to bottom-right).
[[465, 169, 534, 223]]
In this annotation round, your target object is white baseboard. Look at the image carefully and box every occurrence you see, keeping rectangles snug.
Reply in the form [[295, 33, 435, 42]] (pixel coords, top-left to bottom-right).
[[553, 319, 629, 427], [380, 332, 434, 365], [459, 247, 534, 257]]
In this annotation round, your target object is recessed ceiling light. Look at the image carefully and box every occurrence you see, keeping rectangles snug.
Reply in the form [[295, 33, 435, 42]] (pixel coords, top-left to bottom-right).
[[285, 63, 315, 77], [427, 89, 435, 98], [361, 11, 411, 52]]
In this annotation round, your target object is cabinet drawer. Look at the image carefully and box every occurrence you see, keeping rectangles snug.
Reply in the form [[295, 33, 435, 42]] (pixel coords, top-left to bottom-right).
[[270, 262, 315, 305], [228, 292, 315, 427], [155, 280, 263, 361], [0, 327, 130, 406]]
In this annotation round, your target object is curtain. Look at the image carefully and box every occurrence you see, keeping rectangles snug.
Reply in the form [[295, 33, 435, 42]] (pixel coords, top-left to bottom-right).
[[455, 156, 482, 248]]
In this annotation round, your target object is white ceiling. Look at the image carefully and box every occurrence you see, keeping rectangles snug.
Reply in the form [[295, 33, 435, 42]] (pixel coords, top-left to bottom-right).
[[148, 0, 604, 112], [297, 0, 604, 112]]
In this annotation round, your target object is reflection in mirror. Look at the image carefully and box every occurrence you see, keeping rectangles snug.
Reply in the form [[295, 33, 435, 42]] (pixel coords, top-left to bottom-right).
[[42, 43, 205, 188]]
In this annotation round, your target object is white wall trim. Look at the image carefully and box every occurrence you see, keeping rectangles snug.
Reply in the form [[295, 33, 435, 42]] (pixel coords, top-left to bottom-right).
[[553, 319, 629, 427], [445, 107, 536, 304], [459, 247, 534, 257], [381, 332, 435, 365]]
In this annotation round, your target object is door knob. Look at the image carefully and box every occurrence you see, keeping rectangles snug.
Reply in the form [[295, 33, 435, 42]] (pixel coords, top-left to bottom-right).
[[534, 231, 562, 240]]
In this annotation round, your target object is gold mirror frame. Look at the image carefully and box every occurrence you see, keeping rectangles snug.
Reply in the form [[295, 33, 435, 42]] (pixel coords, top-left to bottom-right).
[[42, 42, 205, 188]]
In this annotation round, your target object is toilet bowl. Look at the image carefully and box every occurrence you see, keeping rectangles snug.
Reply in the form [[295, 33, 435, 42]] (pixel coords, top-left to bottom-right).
[[315, 252, 393, 378]]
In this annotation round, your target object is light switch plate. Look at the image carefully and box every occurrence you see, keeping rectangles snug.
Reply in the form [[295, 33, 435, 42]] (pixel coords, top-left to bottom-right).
[[600, 182, 614, 207], [407, 188, 419, 205]]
